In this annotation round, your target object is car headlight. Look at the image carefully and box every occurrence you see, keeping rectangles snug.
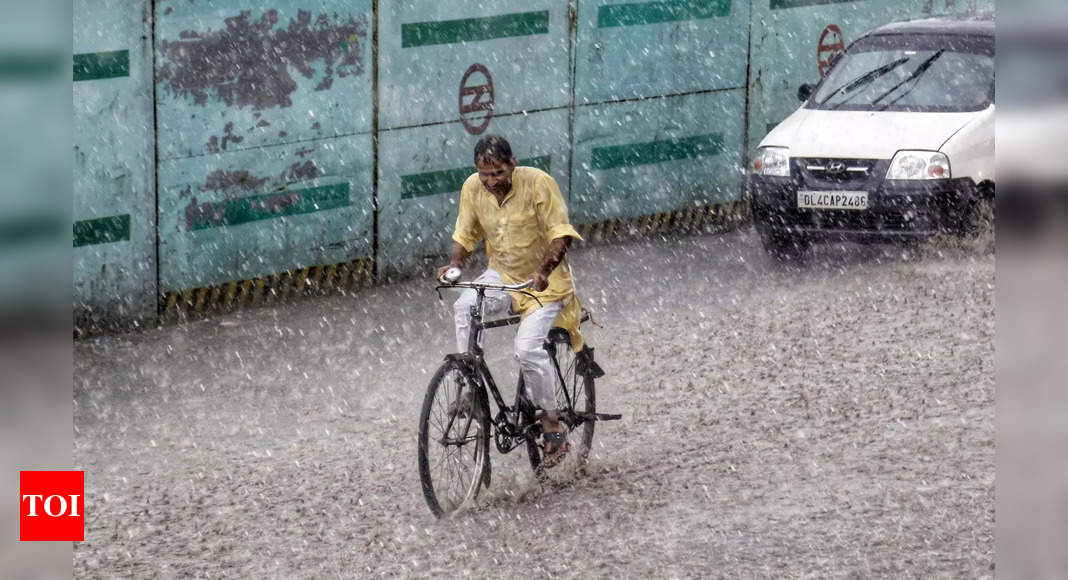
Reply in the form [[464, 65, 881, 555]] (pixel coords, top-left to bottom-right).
[[753, 147, 790, 177], [886, 151, 951, 180]]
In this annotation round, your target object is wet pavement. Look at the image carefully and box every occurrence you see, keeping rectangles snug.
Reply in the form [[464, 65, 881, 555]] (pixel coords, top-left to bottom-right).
[[74, 224, 995, 578]]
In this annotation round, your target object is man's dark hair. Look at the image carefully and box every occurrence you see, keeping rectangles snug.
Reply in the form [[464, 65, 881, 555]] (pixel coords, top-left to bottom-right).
[[474, 135, 513, 165]]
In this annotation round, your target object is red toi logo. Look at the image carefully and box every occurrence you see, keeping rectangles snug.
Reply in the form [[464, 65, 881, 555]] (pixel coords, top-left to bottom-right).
[[20, 471, 84, 541]]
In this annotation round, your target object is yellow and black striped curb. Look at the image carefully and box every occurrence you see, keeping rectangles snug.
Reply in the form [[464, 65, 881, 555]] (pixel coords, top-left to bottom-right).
[[577, 199, 749, 242], [159, 258, 374, 319]]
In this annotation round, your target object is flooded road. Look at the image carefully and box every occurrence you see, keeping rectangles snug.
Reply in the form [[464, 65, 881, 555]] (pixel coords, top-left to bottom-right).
[[74, 225, 994, 578]]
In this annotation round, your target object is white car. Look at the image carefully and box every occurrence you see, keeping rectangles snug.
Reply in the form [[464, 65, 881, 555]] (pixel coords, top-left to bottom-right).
[[750, 15, 995, 257]]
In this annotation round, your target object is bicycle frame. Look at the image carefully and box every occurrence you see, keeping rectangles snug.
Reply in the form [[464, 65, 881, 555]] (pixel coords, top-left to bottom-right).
[[437, 280, 543, 454], [420, 277, 620, 517]]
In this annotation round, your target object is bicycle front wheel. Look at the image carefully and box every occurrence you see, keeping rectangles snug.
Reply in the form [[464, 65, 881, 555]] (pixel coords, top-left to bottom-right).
[[527, 328, 596, 474], [417, 359, 490, 518]]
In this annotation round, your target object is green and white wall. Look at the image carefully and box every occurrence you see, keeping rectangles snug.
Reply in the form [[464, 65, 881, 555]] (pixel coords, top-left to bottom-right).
[[73, 0, 992, 329], [74, 0, 157, 327]]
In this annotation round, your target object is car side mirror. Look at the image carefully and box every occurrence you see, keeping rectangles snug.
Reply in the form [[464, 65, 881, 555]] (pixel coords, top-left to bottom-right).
[[798, 83, 815, 102]]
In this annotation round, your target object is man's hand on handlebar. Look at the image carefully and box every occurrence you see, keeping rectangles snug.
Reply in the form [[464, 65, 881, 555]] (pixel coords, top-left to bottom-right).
[[531, 271, 549, 292], [528, 237, 570, 292], [437, 265, 462, 284], [439, 242, 471, 284]]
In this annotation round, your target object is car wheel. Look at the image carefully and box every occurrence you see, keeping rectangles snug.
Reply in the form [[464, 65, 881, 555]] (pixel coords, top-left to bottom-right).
[[952, 198, 992, 238]]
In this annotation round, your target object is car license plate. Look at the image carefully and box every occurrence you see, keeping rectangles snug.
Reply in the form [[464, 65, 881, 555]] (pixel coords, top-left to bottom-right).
[[798, 190, 868, 210]]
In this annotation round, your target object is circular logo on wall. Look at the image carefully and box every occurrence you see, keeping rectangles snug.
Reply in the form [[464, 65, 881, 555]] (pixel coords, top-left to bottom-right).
[[459, 64, 494, 135], [817, 25, 845, 77]]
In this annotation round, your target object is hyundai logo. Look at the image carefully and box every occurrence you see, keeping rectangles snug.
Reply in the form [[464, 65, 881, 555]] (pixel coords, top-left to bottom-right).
[[825, 161, 847, 174]]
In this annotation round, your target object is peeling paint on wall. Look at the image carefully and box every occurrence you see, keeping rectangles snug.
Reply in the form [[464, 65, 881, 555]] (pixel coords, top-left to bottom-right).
[[183, 182, 350, 231], [202, 169, 269, 196], [287, 160, 319, 181], [156, 9, 368, 110], [181, 161, 324, 207], [205, 122, 247, 153]]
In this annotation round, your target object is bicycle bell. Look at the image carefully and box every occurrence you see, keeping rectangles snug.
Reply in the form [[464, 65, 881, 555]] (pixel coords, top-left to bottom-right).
[[442, 267, 462, 284]]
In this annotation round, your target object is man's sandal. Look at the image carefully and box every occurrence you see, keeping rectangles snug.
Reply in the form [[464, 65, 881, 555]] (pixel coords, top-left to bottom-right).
[[541, 431, 570, 468]]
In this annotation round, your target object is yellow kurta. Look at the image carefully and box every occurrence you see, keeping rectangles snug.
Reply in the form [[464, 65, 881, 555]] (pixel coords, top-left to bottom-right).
[[452, 166, 586, 351]]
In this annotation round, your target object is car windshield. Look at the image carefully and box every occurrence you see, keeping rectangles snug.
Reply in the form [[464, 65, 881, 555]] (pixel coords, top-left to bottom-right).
[[809, 33, 994, 112]]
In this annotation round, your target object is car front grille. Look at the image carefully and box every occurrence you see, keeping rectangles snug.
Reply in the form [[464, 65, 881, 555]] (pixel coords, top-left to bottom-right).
[[795, 158, 885, 186]]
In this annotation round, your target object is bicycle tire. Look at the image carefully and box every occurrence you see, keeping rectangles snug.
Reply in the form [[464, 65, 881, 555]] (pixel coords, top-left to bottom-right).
[[526, 328, 596, 474], [417, 359, 491, 518]]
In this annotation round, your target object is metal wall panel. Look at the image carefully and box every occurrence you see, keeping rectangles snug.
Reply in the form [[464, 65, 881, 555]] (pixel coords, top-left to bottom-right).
[[378, 0, 571, 130], [73, 0, 157, 325], [575, 0, 751, 103], [746, 0, 995, 159], [377, 109, 571, 277], [154, 0, 373, 160], [154, 0, 374, 293], [571, 90, 746, 225], [157, 135, 373, 291]]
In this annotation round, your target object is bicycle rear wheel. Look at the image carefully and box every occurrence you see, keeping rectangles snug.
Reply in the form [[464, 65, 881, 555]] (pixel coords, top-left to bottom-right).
[[417, 359, 490, 518], [526, 328, 596, 474]]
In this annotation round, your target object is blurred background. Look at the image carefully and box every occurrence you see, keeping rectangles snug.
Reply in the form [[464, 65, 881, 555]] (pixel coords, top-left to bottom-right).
[[996, 0, 1068, 578], [0, 0, 72, 577]]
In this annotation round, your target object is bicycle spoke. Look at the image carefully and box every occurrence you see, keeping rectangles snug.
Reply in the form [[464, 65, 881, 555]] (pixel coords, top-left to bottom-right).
[[418, 361, 488, 517]]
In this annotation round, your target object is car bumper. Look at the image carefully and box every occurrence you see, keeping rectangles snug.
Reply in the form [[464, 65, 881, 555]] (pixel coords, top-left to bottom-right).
[[750, 175, 978, 241]]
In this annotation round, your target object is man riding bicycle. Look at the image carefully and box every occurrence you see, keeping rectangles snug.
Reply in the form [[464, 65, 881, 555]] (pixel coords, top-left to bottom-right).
[[436, 135, 585, 465]]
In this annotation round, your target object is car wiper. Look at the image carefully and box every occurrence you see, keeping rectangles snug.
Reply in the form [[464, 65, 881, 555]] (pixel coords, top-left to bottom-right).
[[872, 50, 946, 111], [818, 57, 911, 109]]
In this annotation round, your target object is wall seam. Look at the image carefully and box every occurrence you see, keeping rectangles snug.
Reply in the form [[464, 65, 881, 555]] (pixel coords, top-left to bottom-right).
[[371, 0, 380, 282], [150, 0, 162, 319], [741, 0, 758, 206], [566, 0, 578, 204]]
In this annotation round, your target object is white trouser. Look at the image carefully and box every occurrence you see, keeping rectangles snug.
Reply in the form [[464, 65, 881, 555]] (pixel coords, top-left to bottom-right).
[[453, 268, 563, 411]]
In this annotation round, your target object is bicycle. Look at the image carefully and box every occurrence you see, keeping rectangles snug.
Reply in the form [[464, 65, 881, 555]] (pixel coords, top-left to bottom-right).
[[417, 274, 620, 518]]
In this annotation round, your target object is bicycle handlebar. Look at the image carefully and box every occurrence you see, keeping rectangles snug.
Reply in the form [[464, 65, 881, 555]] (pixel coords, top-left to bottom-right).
[[436, 279, 535, 292], [435, 275, 542, 308]]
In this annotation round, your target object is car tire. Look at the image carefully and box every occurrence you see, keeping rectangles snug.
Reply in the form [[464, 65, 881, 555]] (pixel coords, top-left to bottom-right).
[[951, 198, 992, 238]]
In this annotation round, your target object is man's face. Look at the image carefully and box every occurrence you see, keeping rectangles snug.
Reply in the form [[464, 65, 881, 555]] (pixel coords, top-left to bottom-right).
[[476, 158, 515, 197]]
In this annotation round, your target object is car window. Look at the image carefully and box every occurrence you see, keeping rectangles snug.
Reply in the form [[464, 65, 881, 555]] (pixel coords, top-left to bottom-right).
[[809, 33, 994, 113]]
